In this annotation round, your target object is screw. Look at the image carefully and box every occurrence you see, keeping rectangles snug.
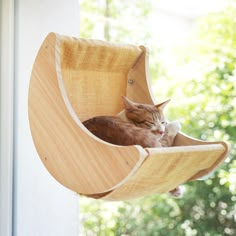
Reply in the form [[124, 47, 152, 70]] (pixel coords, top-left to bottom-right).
[[128, 79, 134, 85]]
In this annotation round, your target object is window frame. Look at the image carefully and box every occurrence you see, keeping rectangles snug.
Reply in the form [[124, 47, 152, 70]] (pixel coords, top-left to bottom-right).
[[0, 0, 15, 235]]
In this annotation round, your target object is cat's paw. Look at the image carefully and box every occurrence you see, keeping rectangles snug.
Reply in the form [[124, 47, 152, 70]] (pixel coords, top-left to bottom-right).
[[169, 186, 184, 198], [166, 121, 181, 136]]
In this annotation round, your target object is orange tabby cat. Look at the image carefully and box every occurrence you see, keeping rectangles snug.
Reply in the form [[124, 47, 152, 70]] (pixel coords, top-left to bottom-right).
[[83, 96, 182, 197]]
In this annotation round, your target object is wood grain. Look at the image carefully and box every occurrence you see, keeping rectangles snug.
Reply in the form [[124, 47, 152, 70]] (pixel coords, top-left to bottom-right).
[[28, 33, 229, 200], [28, 33, 148, 195], [102, 144, 227, 200]]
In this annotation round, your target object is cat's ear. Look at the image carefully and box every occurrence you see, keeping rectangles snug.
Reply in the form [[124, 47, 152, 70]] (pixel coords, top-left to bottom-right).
[[155, 99, 171, 110], [122, 96, 136, 109]]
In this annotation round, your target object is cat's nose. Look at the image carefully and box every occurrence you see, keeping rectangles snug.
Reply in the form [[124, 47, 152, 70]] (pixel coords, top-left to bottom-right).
[[152, 130, 164, 135]]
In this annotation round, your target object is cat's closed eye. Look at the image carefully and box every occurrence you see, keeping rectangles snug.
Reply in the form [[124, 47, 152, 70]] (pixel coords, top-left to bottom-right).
[[145, 121, 155, 127]]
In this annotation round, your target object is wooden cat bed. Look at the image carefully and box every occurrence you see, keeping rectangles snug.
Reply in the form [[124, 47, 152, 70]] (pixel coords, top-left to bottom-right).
[[28, 33, 229, 201]]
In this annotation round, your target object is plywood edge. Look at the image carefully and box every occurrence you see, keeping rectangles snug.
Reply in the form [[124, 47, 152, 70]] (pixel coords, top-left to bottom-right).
[[146, 143, 226, 155], [28, 32, 149, 194]]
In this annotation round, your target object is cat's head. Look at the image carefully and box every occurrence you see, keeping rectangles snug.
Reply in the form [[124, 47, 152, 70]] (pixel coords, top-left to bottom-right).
[[122, 96, 170, 135]]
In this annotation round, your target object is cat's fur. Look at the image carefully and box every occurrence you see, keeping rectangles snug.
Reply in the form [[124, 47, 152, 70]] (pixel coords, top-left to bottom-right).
[[83, 96, 180, 148], [83, 96, 182, 197]]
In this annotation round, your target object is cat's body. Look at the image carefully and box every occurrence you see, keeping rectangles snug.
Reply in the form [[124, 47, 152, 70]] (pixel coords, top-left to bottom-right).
[[83, 96, 182, 197], [83, 96, 180, 148], [83, 116, 163, 147]]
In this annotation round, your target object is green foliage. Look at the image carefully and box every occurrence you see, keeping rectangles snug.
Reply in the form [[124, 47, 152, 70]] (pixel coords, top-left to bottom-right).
[[80, 1, 236, 235], [80, 0, 154, 43]]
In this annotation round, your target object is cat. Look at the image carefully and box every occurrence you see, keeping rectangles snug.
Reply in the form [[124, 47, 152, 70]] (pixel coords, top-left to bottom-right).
[[83, 96, 180, 148], [83, 96, 182, 197]]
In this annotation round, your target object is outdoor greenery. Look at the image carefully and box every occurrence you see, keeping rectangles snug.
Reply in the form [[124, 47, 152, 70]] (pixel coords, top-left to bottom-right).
[[80, 0, 236, 235]]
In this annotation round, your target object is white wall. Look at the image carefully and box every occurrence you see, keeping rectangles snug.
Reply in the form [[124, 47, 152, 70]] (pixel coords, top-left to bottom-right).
[[14, 0, 80, 235]]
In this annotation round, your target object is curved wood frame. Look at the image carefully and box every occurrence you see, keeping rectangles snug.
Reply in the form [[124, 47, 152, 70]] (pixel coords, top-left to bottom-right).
[[28, 33, 229, 200]]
